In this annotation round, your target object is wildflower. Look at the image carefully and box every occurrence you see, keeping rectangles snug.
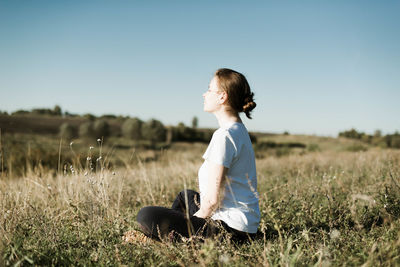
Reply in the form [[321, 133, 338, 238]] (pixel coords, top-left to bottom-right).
[[87, 157, 91, 161], [97, 138, 101, 142], [330, 229, 340, 240], [4, 210, 11, 219], [70, 141, 74, 146], [219, 253, 230, 264], [301, 229, 310, 241], [84, 172, 88, 176], [96, 156, 102, 161], [89, 146, 94, 150]]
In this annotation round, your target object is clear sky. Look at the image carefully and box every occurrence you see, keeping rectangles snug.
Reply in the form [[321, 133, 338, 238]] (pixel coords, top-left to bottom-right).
[[1, 0, 399, 136]]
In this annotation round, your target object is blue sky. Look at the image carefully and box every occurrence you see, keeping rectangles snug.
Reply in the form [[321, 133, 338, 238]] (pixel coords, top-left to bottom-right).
[[0, 0, 399, 136]]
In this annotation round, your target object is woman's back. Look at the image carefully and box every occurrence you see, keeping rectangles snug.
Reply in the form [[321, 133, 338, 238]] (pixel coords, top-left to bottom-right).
[[199, 121, 260, 233]]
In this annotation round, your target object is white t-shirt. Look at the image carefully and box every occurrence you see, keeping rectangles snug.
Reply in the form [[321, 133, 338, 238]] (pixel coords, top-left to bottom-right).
[[198, 121, 260, 233]]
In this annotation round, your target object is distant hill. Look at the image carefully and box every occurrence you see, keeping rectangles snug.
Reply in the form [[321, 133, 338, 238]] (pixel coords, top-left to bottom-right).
[[0, 114, 123, 135]]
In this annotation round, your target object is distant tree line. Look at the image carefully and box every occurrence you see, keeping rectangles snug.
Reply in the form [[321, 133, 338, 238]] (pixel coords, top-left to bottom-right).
[[4, 105, 122, 120], [1, 106, 259, 145], [56, 110, 215, 144], [59, 116, 214, 144], [8, 105, 63, 116], [339, 128, 400, 149]]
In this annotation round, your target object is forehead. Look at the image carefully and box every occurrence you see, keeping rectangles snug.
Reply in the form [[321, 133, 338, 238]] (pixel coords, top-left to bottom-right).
[[209, 76, 219, 89]]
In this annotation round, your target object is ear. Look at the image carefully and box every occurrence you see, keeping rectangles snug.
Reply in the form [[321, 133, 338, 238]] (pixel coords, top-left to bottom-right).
[[218, 91, 228, 105]]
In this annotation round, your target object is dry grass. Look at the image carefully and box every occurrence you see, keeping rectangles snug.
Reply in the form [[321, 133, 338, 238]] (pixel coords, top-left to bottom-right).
[[1, 137, 400, 266]]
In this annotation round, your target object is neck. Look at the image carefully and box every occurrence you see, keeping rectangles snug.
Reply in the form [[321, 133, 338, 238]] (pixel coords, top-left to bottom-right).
[[213, 108, 242, 128]]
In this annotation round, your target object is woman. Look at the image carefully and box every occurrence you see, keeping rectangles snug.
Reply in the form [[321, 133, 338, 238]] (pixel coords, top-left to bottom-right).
[[137, 68, 260, 242]]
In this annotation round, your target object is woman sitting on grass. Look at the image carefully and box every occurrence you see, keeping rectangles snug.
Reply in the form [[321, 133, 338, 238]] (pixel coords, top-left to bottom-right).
[[137, 68, 260, 242]]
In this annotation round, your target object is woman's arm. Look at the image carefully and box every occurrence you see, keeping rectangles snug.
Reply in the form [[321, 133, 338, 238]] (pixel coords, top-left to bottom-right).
[[194, 160, 228, 218]]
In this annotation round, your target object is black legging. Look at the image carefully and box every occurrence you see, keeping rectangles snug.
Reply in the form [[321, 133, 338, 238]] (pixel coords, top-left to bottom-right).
[[136, 189, 256, 242]]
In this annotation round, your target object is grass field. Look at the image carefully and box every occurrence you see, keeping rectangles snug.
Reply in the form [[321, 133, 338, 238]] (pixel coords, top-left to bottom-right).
[[1, 134, 400, 266]]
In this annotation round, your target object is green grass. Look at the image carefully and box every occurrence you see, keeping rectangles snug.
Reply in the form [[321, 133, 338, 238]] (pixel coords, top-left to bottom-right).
[[1, 134, 400, 266]]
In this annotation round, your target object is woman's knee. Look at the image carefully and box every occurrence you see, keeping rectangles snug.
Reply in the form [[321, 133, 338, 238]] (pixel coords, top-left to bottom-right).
[[136, 206, 157, 233], [137, 206, 186, 238], [178, 189, 199, 200], [137, 206, 177, 231]]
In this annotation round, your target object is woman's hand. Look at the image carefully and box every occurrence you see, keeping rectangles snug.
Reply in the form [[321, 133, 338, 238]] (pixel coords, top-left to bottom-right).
[[194, 160, 228, 219]]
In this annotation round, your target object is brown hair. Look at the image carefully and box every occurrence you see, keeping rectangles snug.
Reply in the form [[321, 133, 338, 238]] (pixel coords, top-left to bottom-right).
[[214, 68, 256, 119]]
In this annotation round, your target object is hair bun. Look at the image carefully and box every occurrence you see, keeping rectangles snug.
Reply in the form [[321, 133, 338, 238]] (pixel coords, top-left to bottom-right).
[[243, 101, 256, 113], [242, 93, 256, 119]]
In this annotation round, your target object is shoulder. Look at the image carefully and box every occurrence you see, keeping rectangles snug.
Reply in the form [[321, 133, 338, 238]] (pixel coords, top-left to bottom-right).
[[212, 127, 230, 139], [226, 122, 245, 135], [208, 129, 232, 152], [223, 123, 249, 143], [211, 127, 236, 147], [210, 123, 249, 148]]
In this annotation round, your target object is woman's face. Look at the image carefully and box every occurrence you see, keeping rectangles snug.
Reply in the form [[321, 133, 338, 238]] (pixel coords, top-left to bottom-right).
[[203, 76, 224, 113]]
